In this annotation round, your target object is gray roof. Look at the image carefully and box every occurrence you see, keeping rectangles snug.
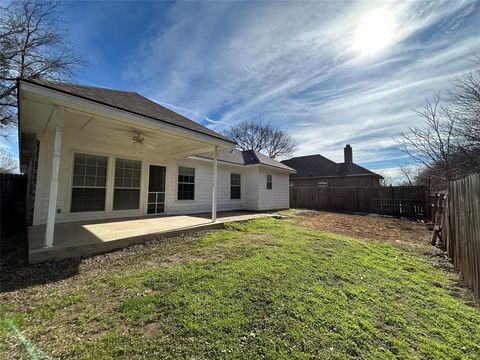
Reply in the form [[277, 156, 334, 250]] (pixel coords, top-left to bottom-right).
[[195, 149, 295, 172], [281, 154, 382, 178], [19, 78, 235, 144]]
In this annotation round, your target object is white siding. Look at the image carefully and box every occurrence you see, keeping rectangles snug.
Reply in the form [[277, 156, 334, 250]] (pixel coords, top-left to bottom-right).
[[32, 127, 291, 225], [243, 167, 260, 210], [256, 167, 290, 210]]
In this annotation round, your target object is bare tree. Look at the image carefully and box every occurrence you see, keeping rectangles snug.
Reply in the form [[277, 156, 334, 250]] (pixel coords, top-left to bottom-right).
[[0, 151, 17, 173], [376, 170, 396, 186], [0, 1, 83, 136], [223, 120, 297, 159], [397, 93, 458, 181], [399, 164, 418, 186], [398, 54, 480, 182]]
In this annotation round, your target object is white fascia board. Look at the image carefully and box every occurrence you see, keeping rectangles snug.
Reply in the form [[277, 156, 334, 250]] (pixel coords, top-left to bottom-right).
[[19, 81, 235, 149], [188, 155, 246, 168], [245, 163, 296, 173]]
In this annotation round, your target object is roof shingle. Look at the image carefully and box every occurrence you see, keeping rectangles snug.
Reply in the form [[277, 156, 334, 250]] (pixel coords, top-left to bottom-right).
[[20, 78, 234, 143], [281, 154, 382, 178], [195, 149, 295, 172]]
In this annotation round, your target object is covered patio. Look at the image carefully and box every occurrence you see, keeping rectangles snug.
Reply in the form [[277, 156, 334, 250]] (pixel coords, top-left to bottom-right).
[[28, 211, 278, 263]]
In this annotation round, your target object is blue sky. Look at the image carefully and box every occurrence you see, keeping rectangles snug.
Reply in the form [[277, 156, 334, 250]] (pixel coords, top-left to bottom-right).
[[3, 0, 480, 179]]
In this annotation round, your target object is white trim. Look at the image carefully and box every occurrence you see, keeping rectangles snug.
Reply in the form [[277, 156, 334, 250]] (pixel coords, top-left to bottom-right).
[[187, 155, 246, 168], [212, 146, 218, 222], [45, 123, 62, 247]]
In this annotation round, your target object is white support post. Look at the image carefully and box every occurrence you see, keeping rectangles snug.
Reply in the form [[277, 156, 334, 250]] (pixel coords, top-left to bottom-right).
[[212, 145, 218, 222], [44, 107, 63, 248]]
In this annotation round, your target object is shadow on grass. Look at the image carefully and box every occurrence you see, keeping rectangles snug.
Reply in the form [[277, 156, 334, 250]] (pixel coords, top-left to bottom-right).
[[0, 257, 80, 293]]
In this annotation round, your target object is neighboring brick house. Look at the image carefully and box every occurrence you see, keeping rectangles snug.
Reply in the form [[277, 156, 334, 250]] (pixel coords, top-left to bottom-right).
[[281, 145, 383, 188]]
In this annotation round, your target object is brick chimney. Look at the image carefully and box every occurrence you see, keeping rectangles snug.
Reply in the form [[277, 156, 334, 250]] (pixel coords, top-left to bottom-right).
[[344, 144, 352, 163]]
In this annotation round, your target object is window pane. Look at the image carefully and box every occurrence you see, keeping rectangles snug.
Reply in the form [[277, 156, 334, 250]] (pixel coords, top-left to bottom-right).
[[115, 158, 141, 189], [178, 183, 194, 200], [156, 204, 165, 213], [147, 204, 156, 214], [231, 173, 241, 186], [178, 166, 195, 200], [71, 188, 105, 212], [266, 174, 272, 189], [113, 158, 141, 210], [231, 186, 241, 199], [85, 165, 96, 176], [85, 176, 96, 186], [74, 153, 86, 165], [74, 164, 85, 176], [86, 155, 97, 166], [231, 173, 241, 199], [157, 193, 165, 203], [97, 166, 106, 177], [97, 156, 107, 167], [179, 166, 194, 178], [113, 189, 140, 210], [71, 153, 108, 213], [96, 176, 106, 187], [72, 175, 84, 187], [72, 153, 108, 188]]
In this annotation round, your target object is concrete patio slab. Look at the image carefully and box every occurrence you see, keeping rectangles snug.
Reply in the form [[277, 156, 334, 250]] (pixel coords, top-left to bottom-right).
[[28, 211, 280, 263]]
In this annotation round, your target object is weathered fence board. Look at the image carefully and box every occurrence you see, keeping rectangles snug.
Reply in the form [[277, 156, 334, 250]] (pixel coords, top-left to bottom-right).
[[290, 185, 428, 219], [442, 173, 480, 298]]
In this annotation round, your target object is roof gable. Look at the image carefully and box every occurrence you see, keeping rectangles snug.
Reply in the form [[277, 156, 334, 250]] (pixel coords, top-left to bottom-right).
[[281, 154, 381, 178]]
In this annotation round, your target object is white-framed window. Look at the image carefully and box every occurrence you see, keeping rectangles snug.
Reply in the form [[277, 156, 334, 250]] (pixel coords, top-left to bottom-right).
[[113, 158, 141, 210], [317, 181, 328, 188], [266, 174, 272, 190], [71, 153, 108, 213], [178, 166, 195, 200], [230, 173, 241, 199]]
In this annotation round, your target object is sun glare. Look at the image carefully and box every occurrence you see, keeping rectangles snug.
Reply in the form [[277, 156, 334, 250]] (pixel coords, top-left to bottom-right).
[[353, 9, 395, 56]]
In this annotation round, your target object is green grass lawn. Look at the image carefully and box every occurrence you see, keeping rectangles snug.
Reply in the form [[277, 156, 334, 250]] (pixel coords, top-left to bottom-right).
[[1, 217, 479, 359]]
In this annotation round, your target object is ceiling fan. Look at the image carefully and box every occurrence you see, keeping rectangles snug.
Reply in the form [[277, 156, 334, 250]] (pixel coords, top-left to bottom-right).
[[107, 125, 157, 150]]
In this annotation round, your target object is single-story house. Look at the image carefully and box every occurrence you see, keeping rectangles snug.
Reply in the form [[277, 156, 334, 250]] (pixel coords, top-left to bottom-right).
[[17, 78, 295, 250], [281, 145, 382, 188]]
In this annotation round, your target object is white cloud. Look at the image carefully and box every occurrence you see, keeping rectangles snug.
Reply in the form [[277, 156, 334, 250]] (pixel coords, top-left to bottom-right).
[[123, 0, 480, 168]]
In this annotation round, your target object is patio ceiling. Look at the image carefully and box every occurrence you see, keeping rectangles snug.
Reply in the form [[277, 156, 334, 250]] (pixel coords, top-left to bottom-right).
[[18, 80, 234, 161]]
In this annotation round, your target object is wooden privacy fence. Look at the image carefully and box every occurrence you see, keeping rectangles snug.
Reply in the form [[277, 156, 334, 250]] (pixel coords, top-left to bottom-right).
[[1, 173, 28, 240], [290, 185, 428, 219], [441, 173, 480, 298]]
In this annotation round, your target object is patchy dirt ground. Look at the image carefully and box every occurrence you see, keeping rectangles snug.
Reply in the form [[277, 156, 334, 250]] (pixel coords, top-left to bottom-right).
[[297, 210, 432, 246]]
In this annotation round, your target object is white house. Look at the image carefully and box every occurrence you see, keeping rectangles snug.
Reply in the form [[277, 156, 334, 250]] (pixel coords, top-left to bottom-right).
[[17, 78, 295, 253]]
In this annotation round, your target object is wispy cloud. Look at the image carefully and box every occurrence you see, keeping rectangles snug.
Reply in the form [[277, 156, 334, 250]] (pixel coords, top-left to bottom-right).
[[46, 1, 480, 170]]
